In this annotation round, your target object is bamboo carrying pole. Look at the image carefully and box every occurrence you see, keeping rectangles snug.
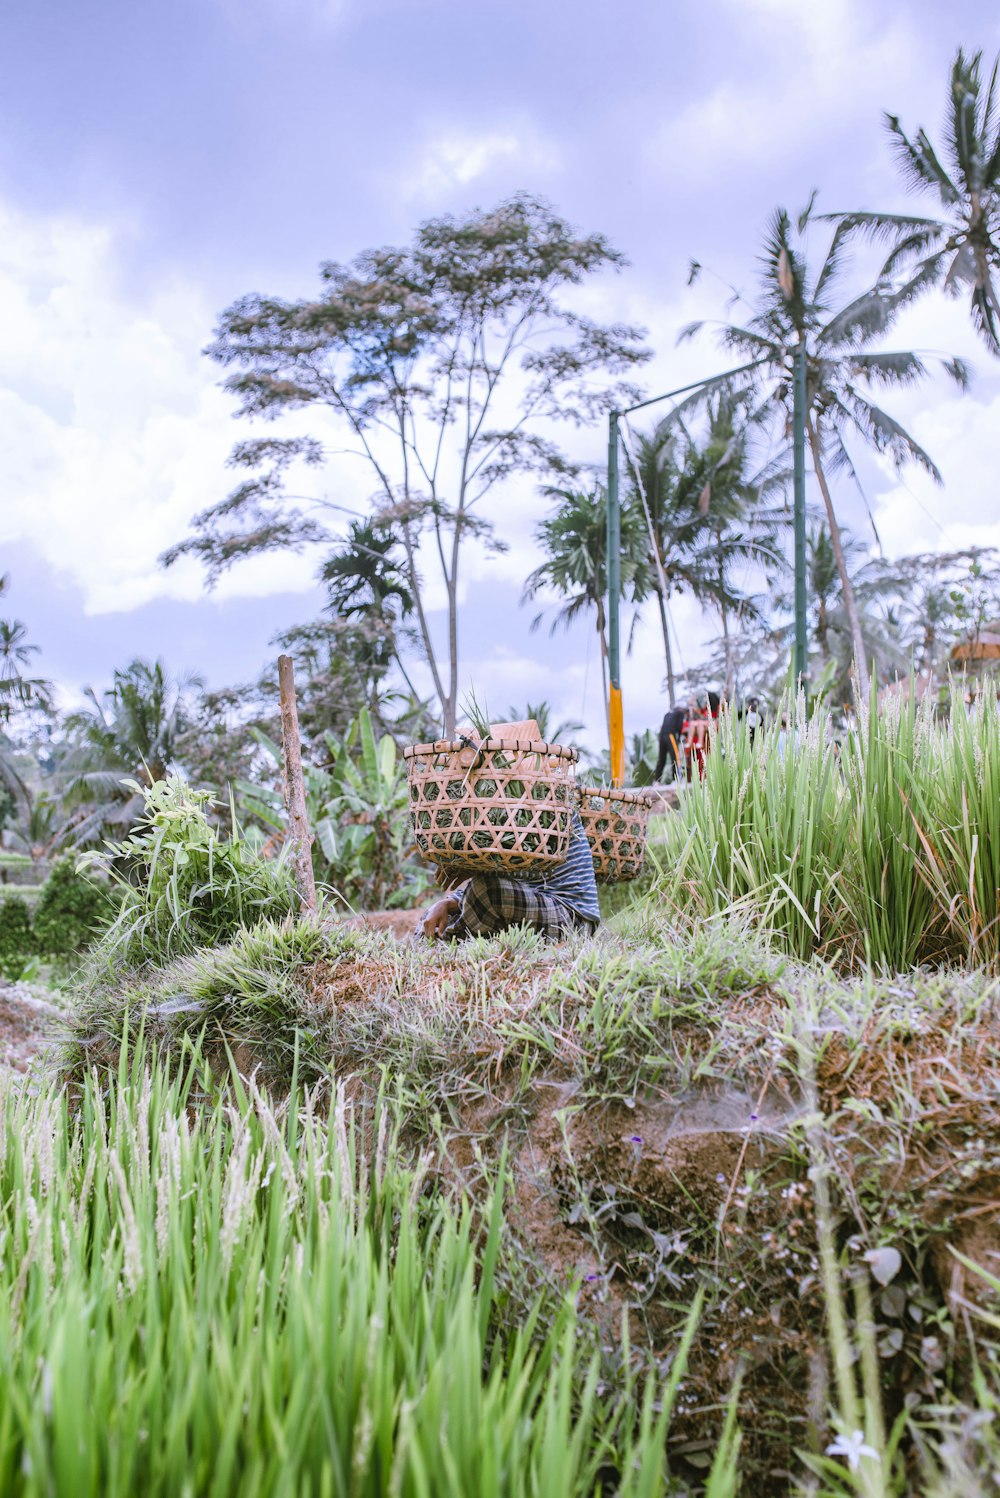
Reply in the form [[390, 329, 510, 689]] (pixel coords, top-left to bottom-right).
[[277, 654, 317, 913]]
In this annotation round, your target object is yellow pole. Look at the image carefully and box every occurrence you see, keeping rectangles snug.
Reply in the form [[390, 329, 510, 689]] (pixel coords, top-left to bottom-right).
[[609, 685, 625, 787]]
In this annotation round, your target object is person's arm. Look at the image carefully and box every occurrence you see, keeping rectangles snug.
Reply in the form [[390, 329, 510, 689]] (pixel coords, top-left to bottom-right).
[[423, 894, 463, 938]]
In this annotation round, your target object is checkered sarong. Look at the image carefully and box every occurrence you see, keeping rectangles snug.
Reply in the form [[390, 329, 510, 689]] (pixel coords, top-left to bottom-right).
[[446, 872, 586, 941]]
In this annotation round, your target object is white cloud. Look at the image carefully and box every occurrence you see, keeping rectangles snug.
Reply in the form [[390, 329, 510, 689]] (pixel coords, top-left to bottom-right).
[[646, 0, 916, 184], [0, 199, 327, 615], [400, 123, 560, 205]]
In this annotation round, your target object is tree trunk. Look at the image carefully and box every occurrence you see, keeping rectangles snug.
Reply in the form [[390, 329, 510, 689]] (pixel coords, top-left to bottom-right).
[[807, 420, 870, 699], [398, 518, 448, 729], [655, 588, 676, 702], [817, 600, 830, 662], [278, 654, 317, 915]]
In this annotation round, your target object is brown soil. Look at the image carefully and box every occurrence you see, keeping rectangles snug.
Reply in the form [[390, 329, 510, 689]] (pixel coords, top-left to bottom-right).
[[341, 908, 424, 940]]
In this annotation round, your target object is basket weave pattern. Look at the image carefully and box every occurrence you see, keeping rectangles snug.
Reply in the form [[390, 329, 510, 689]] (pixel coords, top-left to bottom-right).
[[404, 738, 578, 875], [578, 786, 655, 883]]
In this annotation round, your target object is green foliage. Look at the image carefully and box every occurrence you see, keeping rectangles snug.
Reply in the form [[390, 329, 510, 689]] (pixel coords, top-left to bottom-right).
[[0, 892, 33, 979], [656, 686, 1000, 970], [833, 48, 1000, 355], [80, 776, 297, 970], [242, 708, 431, 912], [32, 856, 113, 957], [0, 1050, 692, 1496]]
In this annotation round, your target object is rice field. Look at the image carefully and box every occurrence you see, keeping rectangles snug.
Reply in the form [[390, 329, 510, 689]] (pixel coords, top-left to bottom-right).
[[1, 687, 999, 1494]]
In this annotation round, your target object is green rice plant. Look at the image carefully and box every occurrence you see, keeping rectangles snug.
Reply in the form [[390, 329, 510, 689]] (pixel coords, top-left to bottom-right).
[[835, 686, 938, 970], [907, 687, 1000, 968], [0, 1046, 698, 1497], [654, 685, 1000, 972], [658, 697, 848, 960], [80, 776, 298, 970]]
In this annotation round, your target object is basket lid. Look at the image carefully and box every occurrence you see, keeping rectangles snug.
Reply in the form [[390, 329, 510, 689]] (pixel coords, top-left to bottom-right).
[[403, 736, 578, 762], [578, 784, 656, 806]]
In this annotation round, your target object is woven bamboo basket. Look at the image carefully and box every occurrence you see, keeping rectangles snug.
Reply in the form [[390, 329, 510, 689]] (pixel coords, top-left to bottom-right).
[[404, 737, 578, 875], [577, 785, 656, 883]]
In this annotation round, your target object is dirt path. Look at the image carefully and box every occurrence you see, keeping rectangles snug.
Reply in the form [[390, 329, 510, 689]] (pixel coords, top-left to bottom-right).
[[0, 981, 65, 1072]]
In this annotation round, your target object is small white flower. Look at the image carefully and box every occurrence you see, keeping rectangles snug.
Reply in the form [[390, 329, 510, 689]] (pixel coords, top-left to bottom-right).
[[826, 1429, 879, 1473]]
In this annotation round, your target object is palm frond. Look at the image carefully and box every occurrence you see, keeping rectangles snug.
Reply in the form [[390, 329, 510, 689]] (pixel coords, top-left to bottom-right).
[[948, 49, 985, 189], [842, 350, 929, 387], [885, 113, 960, 206], [968, 278, 1000, 356], [839, 391, 942, 481]]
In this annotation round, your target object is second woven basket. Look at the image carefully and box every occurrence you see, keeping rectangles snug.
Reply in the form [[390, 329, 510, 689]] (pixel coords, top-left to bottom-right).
[[404, 736, 578, 875], [577, 785, 656, 883]]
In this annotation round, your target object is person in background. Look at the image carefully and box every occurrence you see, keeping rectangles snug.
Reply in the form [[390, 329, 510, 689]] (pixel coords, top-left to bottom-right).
[[653, 704, 686, 782], [687, 690, 720, 779], [744, 696, 762, 748]]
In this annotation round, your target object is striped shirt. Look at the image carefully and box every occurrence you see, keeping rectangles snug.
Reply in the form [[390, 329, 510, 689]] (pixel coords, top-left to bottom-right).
[[525, 808, 600, 926]]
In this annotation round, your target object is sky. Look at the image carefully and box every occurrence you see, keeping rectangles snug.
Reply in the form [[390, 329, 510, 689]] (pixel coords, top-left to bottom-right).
[[2, 0, 1000, 749]]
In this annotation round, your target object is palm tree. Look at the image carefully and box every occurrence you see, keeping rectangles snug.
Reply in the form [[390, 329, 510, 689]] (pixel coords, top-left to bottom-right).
[[0, 581, 54, 725], [832, 49, 1000, 354], [800, 527, 903, 691], [522, 487, 651, 738], [320, 517, 423, 709], [1, 790, 62, 860], [0, 581, 54, 818], [62, 658, 201, 845], [678, 207, 968, 695], [635, 395, 789, 698]]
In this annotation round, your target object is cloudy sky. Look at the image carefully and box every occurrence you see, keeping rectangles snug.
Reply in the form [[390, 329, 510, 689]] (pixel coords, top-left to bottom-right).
[[2, 0, 999, 746]]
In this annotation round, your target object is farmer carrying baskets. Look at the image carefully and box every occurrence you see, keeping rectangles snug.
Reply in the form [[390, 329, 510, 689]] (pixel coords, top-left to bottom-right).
[[407, 719, 654, 943]]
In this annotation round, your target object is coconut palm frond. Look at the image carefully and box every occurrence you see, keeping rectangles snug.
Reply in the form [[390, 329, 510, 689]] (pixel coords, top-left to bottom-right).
[[840, 390, 942, 481], [842, 350, 929, 386]]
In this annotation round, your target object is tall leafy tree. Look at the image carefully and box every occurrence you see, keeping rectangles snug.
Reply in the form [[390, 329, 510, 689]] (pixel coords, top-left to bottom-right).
[[875, 546, 1000, 676], [832, 49, 1000, 354], [679, 207, 968, 694], [162, 195, 649, 734], [522, 487, 651, 737]]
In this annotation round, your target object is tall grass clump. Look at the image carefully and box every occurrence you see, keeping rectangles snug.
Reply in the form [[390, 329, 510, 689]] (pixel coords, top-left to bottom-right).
[[655, 684, 1000, 971], [80, 776, 298, 970], [0, 1048, 688, 1497]]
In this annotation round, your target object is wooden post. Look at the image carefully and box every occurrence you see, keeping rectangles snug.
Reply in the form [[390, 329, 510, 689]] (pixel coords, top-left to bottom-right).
[[277, 654, 317, 913]]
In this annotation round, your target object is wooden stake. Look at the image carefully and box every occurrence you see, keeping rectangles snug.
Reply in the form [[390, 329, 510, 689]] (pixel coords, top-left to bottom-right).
[[277, 654, 317, 913]]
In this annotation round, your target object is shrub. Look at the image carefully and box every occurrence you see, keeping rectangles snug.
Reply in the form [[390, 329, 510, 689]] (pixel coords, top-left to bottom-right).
[[80, 776, 298, 970], [0, 893, 33, 980], [33, 856, 114, 958]]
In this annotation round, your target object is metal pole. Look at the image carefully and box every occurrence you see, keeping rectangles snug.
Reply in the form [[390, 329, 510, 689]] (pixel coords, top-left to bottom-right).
[[793, 342, 808, 694], [607, 412, 625, 786]]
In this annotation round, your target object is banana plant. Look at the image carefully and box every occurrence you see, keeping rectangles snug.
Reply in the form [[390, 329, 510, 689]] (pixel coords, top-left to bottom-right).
[[237, 709, 430, 911]]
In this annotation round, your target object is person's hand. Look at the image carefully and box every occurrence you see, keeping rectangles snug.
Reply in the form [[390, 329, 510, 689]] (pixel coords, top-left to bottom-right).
[[422, 894, 462, 939]]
